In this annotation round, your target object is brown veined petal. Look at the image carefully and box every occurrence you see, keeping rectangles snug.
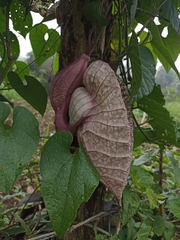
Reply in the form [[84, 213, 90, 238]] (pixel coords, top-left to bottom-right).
[[77, 60, 133, 203]]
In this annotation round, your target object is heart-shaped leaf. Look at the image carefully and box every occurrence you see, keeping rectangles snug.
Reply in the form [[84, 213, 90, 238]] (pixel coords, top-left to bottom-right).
[[0, 102, 40, 193], [29, 23, 60, 66], [40, 130, 99, 238], [84, 2, 108, 28], [8, 71, 47, 116]]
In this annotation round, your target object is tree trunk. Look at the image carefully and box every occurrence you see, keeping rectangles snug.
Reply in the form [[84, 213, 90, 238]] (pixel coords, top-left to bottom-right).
[[58, 1, 114, 239]]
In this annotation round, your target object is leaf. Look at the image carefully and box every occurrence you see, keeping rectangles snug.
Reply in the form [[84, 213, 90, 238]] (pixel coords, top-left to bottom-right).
[[145, 188, 157, 209], [138, 97, 176, 142], [84, 2, 101, 22], [162, 25, 180, 63], [0, 102, 40, 193], [133, 149, 159, 166], [130, 0, 138, 27], [164, 221, 176, 240], [29, 24, 60, 66], [146, 84, 165, 106], [40, 131, 100, 238], [133, 128, 157, 149], [0, 93, 14, 108], [137, 226, 152, 238], [127, 217, 137, 240], [165, 150, 180, 187], [0, 0, 12, 7], [84, 2, 108, 28], [128, 31, 142, 100], [166, 197, 180, 219], [122, 186, 140, 226], [0, 8, 6, 32], [153, 215, 165, 236], [130, 165, 154, 191], [149, 21, 180, 77], [10, 0, 33, 38], [53, 52, 59, 74], [150, 119, 179, 147], [2, 31, 20, 58], [8, 72, 47, 116], [130, 46, 156, 103], [19, 0, 31, 8], [12, 61, 30, 80], [162, 0, 180, 34]]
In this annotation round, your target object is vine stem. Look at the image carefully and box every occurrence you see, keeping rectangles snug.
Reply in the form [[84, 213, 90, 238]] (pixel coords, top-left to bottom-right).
[[159, 148, 164, 217], [0, 4, 17, 84]]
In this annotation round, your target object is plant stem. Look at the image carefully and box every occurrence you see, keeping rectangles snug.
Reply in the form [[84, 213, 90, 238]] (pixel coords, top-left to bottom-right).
[[0, 5, 17, 84], [159, 148, 163, 217]]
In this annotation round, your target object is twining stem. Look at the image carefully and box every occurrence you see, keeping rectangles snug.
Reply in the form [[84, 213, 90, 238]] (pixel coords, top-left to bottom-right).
[[0, 5, 17, 84], [158, 147, 163, 216]]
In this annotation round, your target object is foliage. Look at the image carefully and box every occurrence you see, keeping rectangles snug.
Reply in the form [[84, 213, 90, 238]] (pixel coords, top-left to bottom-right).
[[0, 0, 180, 239]]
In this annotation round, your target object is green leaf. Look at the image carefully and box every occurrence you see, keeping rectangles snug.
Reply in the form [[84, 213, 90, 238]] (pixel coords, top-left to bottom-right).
[[2, 31, 20, 58], [0, 8, 6, 32], [10, 0, 33, 38], [164, 221, 176, 240], [150, 119, 179, 147], [29, 24, 59, 66], [162, 25, 180, 63], [40, 131, 100, 238], [96, 15, 108, 28], [130, 45, 156, 103], [138, 97, 176, 142], [149, 21, 180, 77], [146, 84, 165, 106], [162, 0, 180, 34], [0, 102, 40, 193], [122, 186, 140, 226], [166, 197, 180, 219], [84, 2, 101, 22], [133, 149, 159, 166], [137, 226, 152, 238], [84, 2, 108, 28], [19, 0, 31, 8], [130, 165, 154, 191], [8, 72, 47, 116], [128, 31, 142, 100], [53, 52, 59, 74], [133, 128, 157, 149], [165, 150, 180, 187], [145, 188, 157, 209], [130, 0, 138, 27], [0, 93, 14, 108], [12, 61, 30, 80], [153, 215, 165, 236], [127, 217, 137, 240], [0, 0, 12, 7]]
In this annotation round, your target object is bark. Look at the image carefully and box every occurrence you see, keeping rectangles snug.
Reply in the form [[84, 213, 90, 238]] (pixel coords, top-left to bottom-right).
[[58, 0, 114, 239]]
